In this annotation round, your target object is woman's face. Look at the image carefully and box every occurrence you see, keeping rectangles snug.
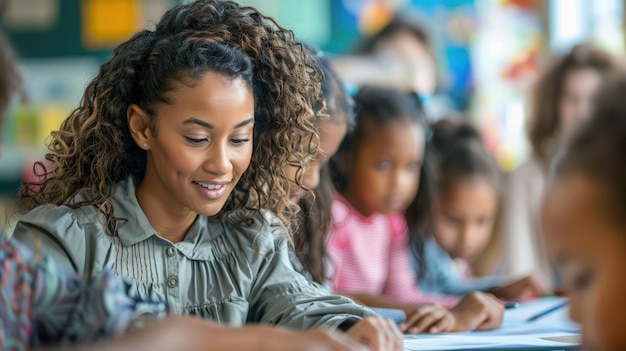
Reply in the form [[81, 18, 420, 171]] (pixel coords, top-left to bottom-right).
[[558, 68, 602, 143], [542, 174, 626, 351], [132, 71, 255, 217]]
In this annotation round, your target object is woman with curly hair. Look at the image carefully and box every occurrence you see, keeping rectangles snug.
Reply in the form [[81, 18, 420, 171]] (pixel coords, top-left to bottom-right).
[[11, 0, 401, 349], [0, 13, 367, 351]]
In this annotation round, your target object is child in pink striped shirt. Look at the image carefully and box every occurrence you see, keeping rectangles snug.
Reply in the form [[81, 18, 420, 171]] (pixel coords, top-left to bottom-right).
[[328, 86, 504, 334]]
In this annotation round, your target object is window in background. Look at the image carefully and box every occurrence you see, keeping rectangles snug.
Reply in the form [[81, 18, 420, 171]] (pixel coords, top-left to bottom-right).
[[470, 0, 541, 171], [235, 0, 331, 46], [550, 0, 624, 54]]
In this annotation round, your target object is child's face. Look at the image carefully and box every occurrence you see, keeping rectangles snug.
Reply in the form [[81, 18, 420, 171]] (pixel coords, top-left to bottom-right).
[[432, 178, 498, 260], [559, 68, 602, 143], [286, 117, 347, 202], [542, 173, 626, 351], [133, 71, 255, 217], [345, 118, 424, 216]]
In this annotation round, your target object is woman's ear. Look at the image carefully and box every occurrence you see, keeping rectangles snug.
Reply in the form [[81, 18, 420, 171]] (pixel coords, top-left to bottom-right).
[[127, 104, 152, 150]]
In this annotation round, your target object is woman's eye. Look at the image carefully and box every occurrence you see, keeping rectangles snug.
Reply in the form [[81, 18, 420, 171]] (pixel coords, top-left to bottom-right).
[[230, 138, 250, 145], [185, 136, 208, 144]]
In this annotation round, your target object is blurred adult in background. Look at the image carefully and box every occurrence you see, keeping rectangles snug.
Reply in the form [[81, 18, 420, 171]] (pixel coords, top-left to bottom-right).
[[330, 16, 437, 97], [499, 43, 623, 289]]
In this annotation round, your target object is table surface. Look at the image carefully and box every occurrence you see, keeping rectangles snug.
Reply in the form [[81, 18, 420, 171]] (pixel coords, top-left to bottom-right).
[[402, 297, 581, 351]]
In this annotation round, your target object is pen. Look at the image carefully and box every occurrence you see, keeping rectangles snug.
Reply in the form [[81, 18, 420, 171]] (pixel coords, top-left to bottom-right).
[[526, 300, 569, 322], [504, 301, 520, 309]]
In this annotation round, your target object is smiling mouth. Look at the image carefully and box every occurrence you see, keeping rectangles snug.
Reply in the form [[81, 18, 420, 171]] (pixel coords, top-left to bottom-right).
[[192, 180, 232, 200], [192, 181, 227, 190]]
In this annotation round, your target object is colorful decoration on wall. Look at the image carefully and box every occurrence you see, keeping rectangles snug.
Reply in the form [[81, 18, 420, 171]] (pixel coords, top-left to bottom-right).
[[81, 0, 141, 49]]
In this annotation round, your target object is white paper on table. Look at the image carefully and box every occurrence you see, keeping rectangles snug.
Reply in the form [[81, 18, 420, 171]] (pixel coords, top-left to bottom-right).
[[403, 297, 581, 351]]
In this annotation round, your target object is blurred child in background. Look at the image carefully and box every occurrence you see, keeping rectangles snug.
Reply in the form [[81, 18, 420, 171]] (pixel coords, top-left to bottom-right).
[[542, 71, 626, 351], [328, 86, 504, 334], [288, 46, 353, 288], [416, 118, 544, 300], [288, 48, 421, 326], [500, 44, 621, 288], [331, 16, 437, 96]]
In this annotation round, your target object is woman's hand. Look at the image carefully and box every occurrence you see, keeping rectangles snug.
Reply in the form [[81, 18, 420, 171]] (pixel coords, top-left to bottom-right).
[[400, 302, 455, 334], [449, 291, 504, 331], [345, 315, 404, 351]]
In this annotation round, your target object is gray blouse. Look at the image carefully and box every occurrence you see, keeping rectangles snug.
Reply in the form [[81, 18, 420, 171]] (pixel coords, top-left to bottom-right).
[[12, 178, 372, 330]]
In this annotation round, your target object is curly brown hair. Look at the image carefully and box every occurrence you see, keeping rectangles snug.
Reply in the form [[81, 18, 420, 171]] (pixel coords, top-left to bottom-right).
[[19, 0, 322, 237], [528, 44, 620, 163]]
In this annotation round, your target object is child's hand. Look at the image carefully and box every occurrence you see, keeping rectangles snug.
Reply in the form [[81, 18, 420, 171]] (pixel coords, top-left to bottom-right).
[[449, 291, 504, 331], [400, 302, 454, 334], [489, 275, 547, 300], [345, 315, 403, 350]]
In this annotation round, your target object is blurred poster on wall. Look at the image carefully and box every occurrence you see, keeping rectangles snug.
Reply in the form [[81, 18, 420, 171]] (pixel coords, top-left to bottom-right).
[[329, 0, 477, 117]]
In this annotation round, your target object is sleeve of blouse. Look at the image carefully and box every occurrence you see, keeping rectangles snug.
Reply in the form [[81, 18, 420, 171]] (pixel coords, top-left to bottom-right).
[[246, 214, 374, 331], [383, 215, 458, 308], [11, 205, 103, 275]]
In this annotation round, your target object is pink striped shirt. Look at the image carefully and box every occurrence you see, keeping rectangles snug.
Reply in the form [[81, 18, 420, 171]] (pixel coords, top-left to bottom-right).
[[328, 194, 457, 308]]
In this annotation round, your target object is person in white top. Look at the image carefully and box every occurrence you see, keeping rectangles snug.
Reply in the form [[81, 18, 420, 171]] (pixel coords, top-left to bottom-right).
[[499, 44, 622, 289]]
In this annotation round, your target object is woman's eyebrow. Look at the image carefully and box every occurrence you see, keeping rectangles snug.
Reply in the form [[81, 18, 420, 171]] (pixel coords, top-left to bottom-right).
[[182, 117, 254, 129]]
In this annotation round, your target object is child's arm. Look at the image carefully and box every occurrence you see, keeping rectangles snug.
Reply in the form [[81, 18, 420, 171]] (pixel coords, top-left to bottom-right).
[[0, 237, 36, 349], [0, 237, 165, 348], [335, 291, 454, 334], [447, 291, 504, 331], [421, 238, 508, 296]]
